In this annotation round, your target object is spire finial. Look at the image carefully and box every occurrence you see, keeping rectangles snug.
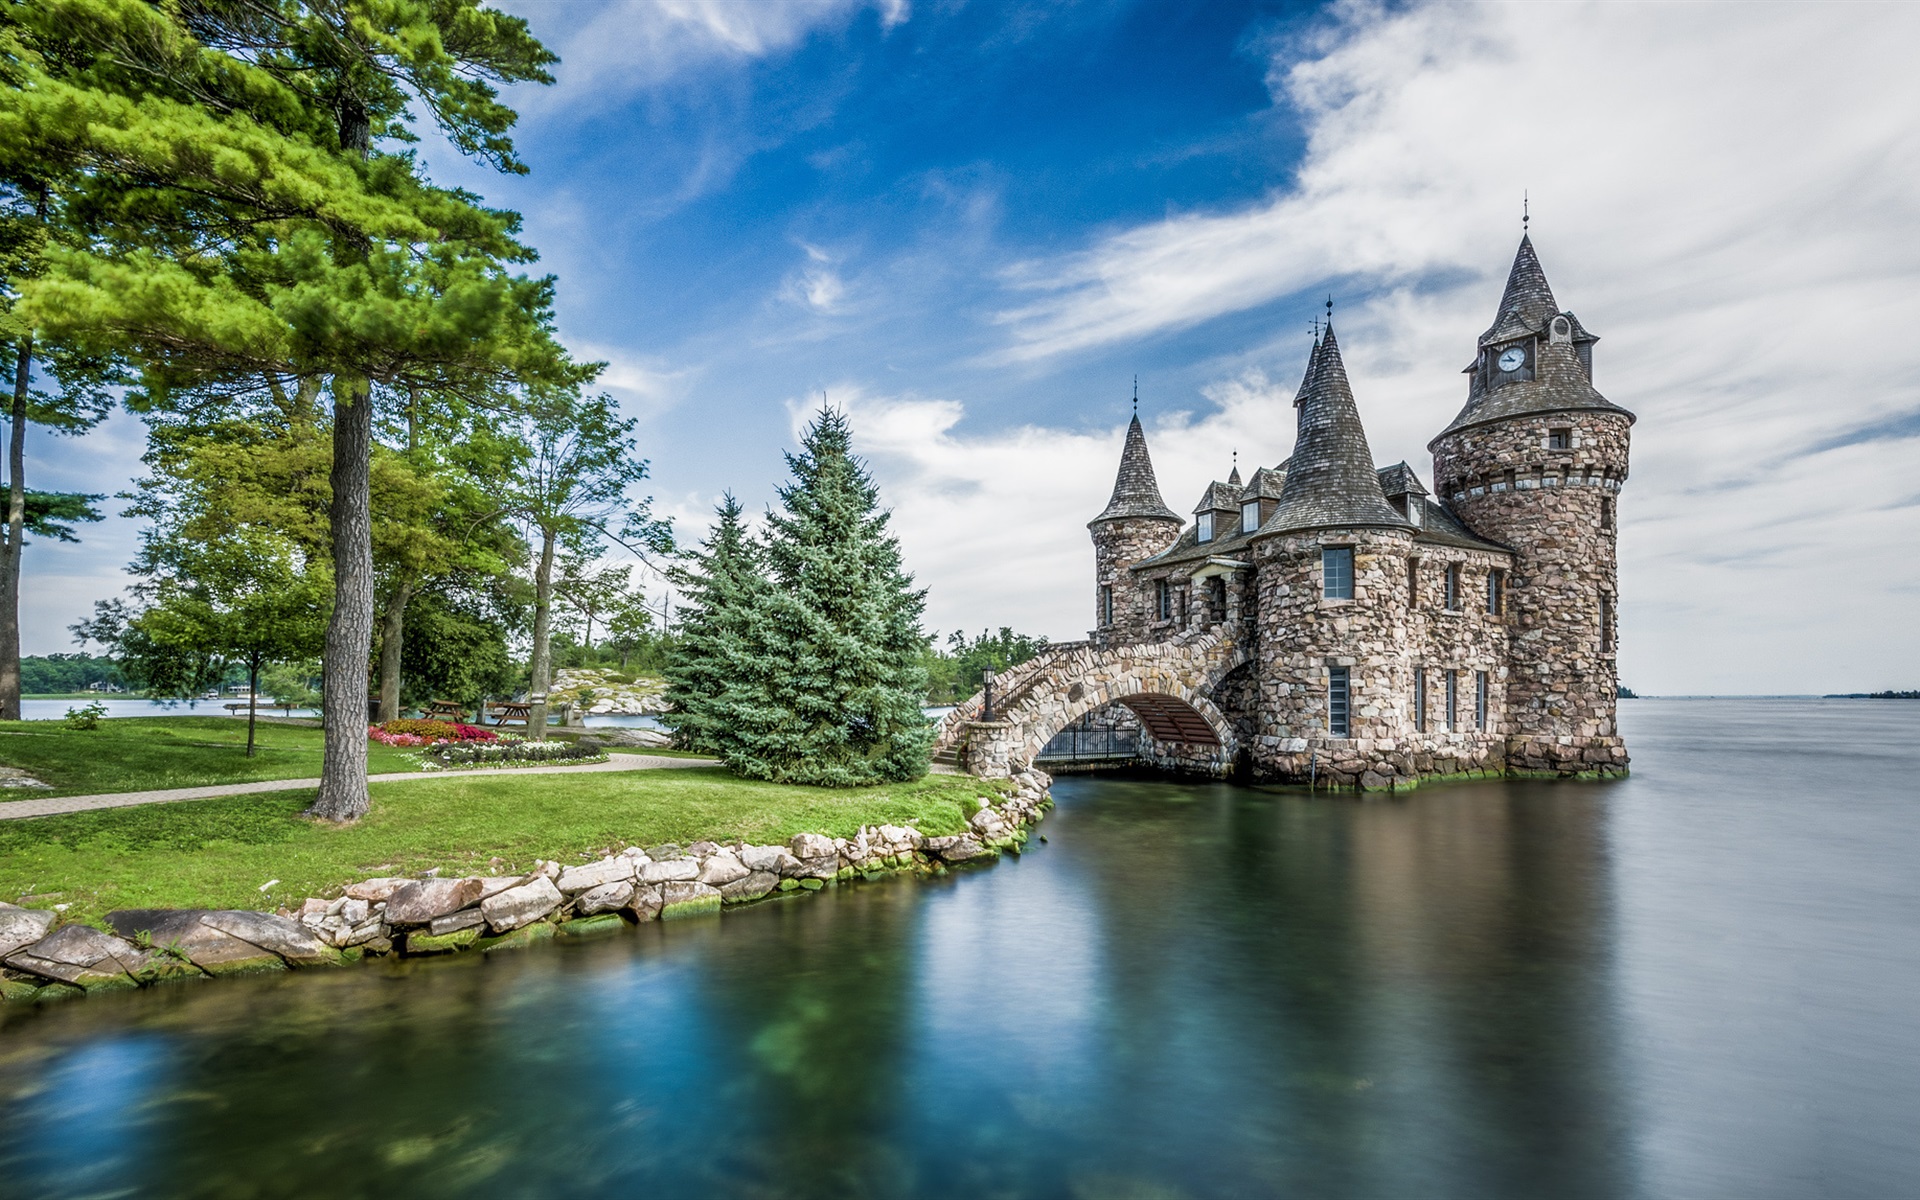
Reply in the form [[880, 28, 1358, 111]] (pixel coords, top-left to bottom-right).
[[1325, 294, 1334, 328], [1523, 190, 1529, 233], [1232, 448, 1238, 469], [1131, 375, 1138, 416]]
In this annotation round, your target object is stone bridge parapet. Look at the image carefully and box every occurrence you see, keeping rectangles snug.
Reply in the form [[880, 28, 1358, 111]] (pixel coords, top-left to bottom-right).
[[934, 632, 1248, 777]]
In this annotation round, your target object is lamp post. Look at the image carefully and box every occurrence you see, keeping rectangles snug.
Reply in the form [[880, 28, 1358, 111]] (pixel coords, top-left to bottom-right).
[[982, 668, 996, 723]]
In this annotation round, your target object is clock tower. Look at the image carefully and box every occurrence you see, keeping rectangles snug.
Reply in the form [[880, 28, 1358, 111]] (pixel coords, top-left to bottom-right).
[[1429, 234, 1634, 777]]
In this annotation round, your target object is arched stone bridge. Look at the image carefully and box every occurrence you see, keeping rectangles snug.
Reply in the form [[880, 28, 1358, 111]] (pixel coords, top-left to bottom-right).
[[933, 632, 1249, 777]]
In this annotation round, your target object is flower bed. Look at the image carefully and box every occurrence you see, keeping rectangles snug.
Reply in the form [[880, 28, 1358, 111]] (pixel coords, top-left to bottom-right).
[[422, 739, 607, 771], [369, 720, 499, 748]]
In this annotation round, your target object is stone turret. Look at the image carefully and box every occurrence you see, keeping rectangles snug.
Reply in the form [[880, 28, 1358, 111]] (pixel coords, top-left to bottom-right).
[[1429, 234, 1633, 775], [1249, 325, 1418, 763], [1089, 414, 1182, 643]]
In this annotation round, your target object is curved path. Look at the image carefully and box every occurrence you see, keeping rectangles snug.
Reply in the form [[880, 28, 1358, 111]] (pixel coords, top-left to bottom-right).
[[0, 752, 720, 822]]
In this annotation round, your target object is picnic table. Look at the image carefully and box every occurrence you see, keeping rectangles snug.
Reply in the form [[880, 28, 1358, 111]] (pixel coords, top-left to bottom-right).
[[225, 700, 300, 717], [490, 701, 534, 728], [422, 700, 469, 722]]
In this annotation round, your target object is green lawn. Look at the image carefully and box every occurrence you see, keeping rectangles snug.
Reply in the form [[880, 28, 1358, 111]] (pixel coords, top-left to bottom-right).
[[0, 717, 422, 796], [0, 768, 1001, 924]]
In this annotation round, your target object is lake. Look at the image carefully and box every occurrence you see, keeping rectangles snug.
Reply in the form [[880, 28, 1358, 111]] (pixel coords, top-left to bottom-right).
[[1, 698, 1916, 1197]]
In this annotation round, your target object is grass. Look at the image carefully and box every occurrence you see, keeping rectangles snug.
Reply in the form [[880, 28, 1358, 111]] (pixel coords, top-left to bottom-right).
[[0, 717, 423, 796], [0, 767, 1004, 924]]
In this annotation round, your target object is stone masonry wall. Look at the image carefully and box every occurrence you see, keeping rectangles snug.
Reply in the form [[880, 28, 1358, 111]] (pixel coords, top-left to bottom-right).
[[1431, 410, 1629, 776]]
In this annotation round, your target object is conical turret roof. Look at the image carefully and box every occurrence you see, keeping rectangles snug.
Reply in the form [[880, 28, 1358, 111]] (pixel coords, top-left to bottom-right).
[[1478, 234, 1559, 347], [1434, 235, 1634, 443], [1263, 326, 1408, 534], [1091, 415, 1182, 524]]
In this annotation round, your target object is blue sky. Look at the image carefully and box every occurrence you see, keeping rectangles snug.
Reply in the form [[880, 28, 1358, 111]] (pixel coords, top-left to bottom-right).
[[22, 0, 1920, 694]]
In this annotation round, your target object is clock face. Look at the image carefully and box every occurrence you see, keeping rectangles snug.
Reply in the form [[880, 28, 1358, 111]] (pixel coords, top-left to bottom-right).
[[1497, 346, 1527, 373]]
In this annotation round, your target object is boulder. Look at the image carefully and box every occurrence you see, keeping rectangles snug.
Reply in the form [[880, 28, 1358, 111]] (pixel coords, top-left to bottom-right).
[[428, 908, 486, 937], [719, 871, 779, 905], [789, 832, 836, 860], [4, 924, 148, 990], [344, 878, 410, 902], [660, 881, 722, 919], [696, 851, 749, 887], [739, 844, 802, 876], [109, 910, 283, 976], [0, 907, 56, 958], [875, 824, 924, 851], [475, 876, 527, 900], [574, 880, 635, 916], [628, 883, 665, 922], [556, 857, 636, 895], [481, 876, 563, 932], [687, 841, 722, 857], [383, 878, 484, 926], [406, 927, 478, 955], [925, 834, 988, 863], [790, 852, 839, 881], [200, 911, 339, 967], [638, 858, 700, 884]]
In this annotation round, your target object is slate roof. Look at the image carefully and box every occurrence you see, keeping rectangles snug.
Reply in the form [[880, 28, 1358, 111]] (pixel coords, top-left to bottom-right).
[[1239, 463, 1287, 502], [1435, 236, 1635, 443], [1091, 415, 1182, 524], [1128, 516, 1259, 572], [1376, 461, 1428, 499], [1378, 462, 1510, 554], [1261, 325, 1410, 535], [1193, 480, 1242, 515]]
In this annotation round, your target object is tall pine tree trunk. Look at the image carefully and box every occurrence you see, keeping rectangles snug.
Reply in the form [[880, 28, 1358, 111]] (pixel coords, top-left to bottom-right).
[[0, 337, 28, 721], [309, 378, 374, 821], [528, 528, 555, 733], [377, 579, 413, 722]]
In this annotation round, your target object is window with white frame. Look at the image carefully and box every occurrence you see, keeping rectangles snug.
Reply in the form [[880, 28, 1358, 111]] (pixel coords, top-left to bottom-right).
[[1197, 512, 1214, 543], [1445, 563, 1462, 611], [1328, 666, 1351, 737], [1241, 501, 1259, 534], [1155, 578, 1171, 621], [1322, 546, 1354, 600]]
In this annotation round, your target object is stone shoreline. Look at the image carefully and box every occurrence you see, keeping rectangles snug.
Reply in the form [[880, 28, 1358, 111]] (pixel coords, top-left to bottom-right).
[[0, 767, 1054, 1005]]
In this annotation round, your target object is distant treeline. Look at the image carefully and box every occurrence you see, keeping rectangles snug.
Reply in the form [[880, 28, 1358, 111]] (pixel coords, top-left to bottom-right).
[[1825, 690, 1920, 699], [20, 653, 127, 695]]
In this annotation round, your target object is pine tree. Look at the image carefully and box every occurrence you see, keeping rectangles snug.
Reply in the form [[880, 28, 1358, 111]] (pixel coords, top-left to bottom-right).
[[727, 409, 930, 786], [664, 494, 763, 755]]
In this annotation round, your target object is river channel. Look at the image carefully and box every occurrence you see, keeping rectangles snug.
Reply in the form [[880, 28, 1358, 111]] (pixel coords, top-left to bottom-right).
[[2, 698, 1917, 1198]]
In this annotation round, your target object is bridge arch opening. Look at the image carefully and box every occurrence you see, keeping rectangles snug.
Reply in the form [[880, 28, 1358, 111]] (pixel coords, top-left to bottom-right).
[[1029, 691, 1234, 776]]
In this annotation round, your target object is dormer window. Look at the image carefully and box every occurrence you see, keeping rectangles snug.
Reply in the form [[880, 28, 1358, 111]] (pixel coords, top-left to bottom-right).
[[1196, 512, 1214, 543], [1405, 495, 1422, 526], [1241, 502, 1259, 534]]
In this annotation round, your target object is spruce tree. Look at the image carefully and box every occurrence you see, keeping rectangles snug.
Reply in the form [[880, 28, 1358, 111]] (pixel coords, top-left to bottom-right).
[[664, 494, 763, 756], [727, 409, 930, 786]]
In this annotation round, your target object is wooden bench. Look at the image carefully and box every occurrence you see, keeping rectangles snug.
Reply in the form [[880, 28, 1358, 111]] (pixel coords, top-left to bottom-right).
[[225, 700, 299, 717]]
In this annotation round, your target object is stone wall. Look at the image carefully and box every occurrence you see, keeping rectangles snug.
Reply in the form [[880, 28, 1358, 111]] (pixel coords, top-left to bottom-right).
[[0, 770, 1055, 1005], [1432, 410, 1629, 776]]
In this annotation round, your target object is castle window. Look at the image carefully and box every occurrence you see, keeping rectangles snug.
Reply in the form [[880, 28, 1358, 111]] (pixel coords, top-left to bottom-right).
[[1328, 666, 1351, 737], [1197, 512, 1214, 543], [1601, 497, 1615, 530], [1414, 670, 1427, 733], [1178, 588, 1188, 626], [1475, 671, 1489, 732], [1548, 428, 1572, 451], [1405, 495, 1422, 525], [1100, 585, 1114, 627], [1407, 558, 1420, 608], [1155, 579, 1171, 622], [1445, 564, 1462, 611], [1322, 547, 1354, 600], [1486, 569, 1504, 616], [1242, 502, 1260, 534], [1445, 671, 1458, 731], [1600, 594, 1614, 651]]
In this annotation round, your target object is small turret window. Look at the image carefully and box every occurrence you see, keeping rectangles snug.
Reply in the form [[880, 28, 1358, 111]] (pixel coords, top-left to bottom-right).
[[1414, 670, 1427, 732], [1548, 428, 1572, 450], [1445, 564, 1462, 611], [1486, 569, 1505, 616], [1241, 502, 1259, 534], [1445, 671, 1458, 731], [1475, 671, 1489, 731], [1197, 512, 1213, 543], [1601, 497, 1615, 530], [1600, 594, 1614, 651], [1322, 547, 1354, 600], [1100, 585, 1114, 627], [1155, 579, 1171, 622], [1328, 666, 1351, 737]]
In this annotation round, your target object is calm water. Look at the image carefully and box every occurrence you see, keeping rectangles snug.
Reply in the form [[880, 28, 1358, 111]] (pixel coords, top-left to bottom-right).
[[2, 699, 1916, 1198]]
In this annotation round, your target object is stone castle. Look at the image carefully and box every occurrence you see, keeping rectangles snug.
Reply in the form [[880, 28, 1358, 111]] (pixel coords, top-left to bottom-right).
[[937, 234, 1632, 787]]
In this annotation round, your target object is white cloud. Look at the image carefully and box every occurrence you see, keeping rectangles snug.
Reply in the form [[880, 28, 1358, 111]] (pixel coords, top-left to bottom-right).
[[780, 242, 849, 314], [508, 0, 909, 115], [963, 0, 1920, 693]]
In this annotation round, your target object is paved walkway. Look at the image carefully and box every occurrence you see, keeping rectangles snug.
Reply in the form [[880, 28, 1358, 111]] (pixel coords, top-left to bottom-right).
[[0, 753, 720, 822]]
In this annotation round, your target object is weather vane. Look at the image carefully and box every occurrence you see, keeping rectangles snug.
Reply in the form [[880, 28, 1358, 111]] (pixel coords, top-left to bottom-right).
[[1132, 375, 1138, 416], [1523, 190, 1529, 232]]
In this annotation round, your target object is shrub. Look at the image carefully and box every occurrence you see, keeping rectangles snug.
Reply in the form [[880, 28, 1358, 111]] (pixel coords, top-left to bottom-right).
[[426, 739, 604, 769], [381, 718, 458, 739], [64, 700, 109, 731]]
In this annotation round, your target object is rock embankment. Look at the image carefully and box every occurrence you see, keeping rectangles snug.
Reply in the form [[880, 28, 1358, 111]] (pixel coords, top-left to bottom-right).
[[0, 767, 1053, 1005], [552, 669, 669, 716]]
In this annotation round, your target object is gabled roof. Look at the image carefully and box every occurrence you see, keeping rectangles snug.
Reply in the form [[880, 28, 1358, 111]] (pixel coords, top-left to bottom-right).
[[1260, 326, 1410, 535], [1193, 480, 1241, 515], [1377, 461, 1428, 499], [1239, 463, 1288, 502], [1091, 415, 1182, 524]]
